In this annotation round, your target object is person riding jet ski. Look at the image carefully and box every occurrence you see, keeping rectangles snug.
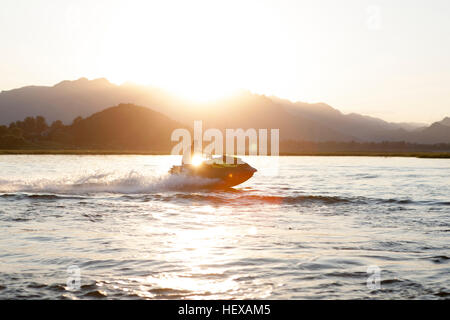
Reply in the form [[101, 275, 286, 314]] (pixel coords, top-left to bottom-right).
[[169, 140, 257, 188]]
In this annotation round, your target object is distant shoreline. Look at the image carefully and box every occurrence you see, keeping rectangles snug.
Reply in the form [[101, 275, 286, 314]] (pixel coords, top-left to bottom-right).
[[1, 149, 449, 158]]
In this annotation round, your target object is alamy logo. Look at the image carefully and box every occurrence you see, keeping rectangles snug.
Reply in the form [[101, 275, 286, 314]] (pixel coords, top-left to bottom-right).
[[366, 265, 381, 290], [66, 265, 81, 291], [366, 5, 382, 30], [171, 120, 279, 164]]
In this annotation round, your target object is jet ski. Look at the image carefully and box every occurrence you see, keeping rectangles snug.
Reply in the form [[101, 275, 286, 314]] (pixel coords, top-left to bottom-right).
[[169, 155, 257, 188]]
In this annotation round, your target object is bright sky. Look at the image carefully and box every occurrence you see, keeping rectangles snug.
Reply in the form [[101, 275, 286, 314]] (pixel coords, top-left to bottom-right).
[[1, 0, 449, 123]]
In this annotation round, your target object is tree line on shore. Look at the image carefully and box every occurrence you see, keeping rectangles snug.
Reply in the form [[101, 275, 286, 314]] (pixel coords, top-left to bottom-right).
[[1, 112, 449, 153], [0, 115, 83, 148]]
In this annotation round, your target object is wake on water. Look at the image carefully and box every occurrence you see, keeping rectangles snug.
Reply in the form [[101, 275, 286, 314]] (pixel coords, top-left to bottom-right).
[[0, 170, 222, 195], [0, 170, 358, 206], [2, 170, 442, 206]]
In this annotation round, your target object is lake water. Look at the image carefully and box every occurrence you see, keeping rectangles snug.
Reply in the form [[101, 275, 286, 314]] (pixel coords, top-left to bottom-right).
[[0, 155, 449, 299]]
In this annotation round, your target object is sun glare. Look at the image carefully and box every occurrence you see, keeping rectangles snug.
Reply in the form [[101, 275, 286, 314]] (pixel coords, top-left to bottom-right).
[[191, 154, 204, 166], [96, 0, 299, 103]]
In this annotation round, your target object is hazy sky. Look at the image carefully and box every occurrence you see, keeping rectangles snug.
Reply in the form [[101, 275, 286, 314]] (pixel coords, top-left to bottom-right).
[[1, 0, 449, 123]]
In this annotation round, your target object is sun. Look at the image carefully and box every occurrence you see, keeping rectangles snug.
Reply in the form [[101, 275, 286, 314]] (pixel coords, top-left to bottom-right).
[[167, 81, 238, 103], [107, 62, 238, 103]]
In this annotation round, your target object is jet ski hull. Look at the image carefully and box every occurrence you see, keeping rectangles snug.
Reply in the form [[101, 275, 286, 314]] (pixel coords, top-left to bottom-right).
[[169, 161, 257, 188]]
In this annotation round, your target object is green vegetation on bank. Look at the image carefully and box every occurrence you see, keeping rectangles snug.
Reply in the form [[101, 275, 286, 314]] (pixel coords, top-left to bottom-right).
[[280, 152, 450, 158], [0, 149, 449, 158]]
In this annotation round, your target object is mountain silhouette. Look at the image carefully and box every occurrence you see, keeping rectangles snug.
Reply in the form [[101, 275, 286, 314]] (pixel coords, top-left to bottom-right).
[[438, 117, 450, 127], [0, 78, 448, 143]]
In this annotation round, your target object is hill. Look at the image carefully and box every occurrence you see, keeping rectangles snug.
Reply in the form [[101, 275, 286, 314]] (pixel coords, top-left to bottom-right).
[[65, 104, 187, 151]]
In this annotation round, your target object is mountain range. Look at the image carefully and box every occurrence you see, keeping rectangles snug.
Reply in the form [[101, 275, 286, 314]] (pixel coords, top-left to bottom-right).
[[1, 77, 449, 143]]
